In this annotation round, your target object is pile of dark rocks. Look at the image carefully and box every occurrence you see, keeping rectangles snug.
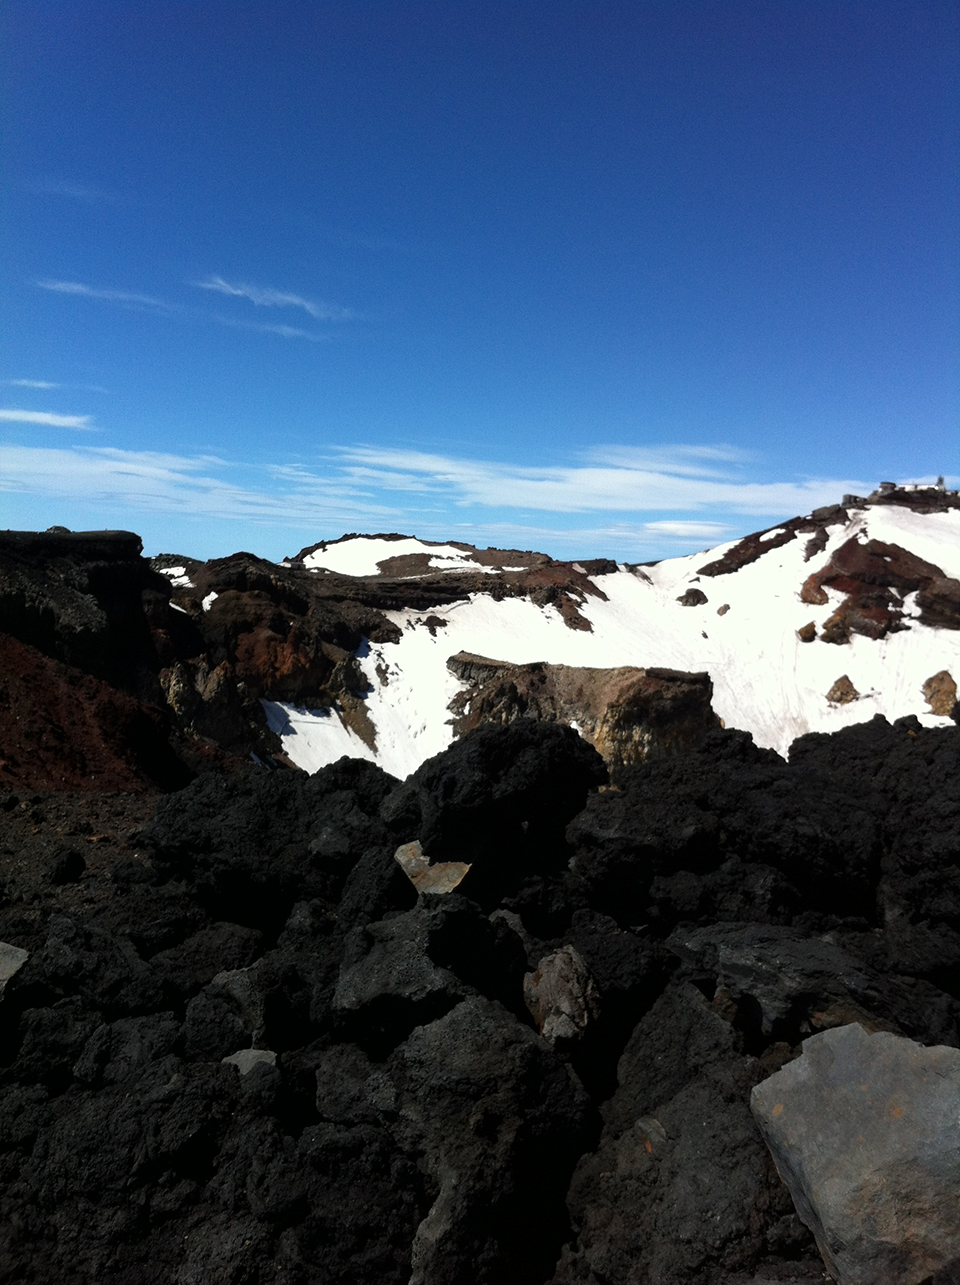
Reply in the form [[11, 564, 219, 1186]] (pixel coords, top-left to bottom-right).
[[0, 714, 958, 1284]]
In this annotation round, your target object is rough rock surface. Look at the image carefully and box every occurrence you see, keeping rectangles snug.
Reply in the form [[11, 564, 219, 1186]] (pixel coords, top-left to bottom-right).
[[924, 669, 958, 717], [0, 633, 193, 792], [751, 1023, 960, 1285], [447, 652, 720, 772], [523, 945, 599, 1044], [0, 697, 958, 1283], [802, 537, 949, 641], [827, 674, 860, 704]]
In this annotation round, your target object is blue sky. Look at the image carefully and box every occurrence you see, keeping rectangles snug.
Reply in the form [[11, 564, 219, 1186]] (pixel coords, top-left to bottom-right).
[[1, 1, 957, 561]]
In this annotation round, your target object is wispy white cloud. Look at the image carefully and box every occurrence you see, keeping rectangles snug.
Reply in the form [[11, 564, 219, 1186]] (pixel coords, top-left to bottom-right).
[[2, 379, 110, 393], [331, 445, 872, 517], [591, 444, 751, 478], [36, 279, 175, 312], [643, 520, 732, 538], [0, 444, 394, 526], [36, 278, 329, 342], [196, 276, 355, 320], [0, 439, 878, 561], [214, 316, 328, 343], [0, 408, 95, 430]]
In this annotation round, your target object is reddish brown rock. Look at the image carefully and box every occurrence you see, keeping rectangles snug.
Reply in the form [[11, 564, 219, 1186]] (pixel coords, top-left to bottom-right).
[[447, 653, 719, 773], [803, 527, 830, 561], [803, 537, 948, 641], [698, 526, 797, 576], [916, 577, 960, 630], [826, 675, 859, 705], [923, 670, 958, 717], [0, 633, 191, 792], [800, 575, 829, 606], [797, 622, 817, 643]]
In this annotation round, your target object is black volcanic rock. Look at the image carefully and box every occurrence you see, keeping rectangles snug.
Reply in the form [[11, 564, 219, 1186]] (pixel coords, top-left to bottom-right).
[[380, 720, 607, 908], [0, 694, 958, 1283], [143, 756, 399, 931], [566, 726, 881, 929], [0, 529, 171, 698]]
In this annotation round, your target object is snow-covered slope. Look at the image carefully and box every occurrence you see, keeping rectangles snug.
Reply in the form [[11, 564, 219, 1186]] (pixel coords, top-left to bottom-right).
[[264, 491, 960, 777]]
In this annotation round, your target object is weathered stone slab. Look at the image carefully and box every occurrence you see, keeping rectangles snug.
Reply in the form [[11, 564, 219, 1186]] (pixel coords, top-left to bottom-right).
[[394, 839, 471, 894], [0, 941, 29, 996], [222, 1047, 276, 1075], [751, 1022, 960, 1285]]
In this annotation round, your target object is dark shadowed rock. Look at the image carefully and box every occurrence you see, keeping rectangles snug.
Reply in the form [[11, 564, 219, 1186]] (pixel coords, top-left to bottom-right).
[[144, 757, 399, 929], [334, 895, 529, 1052], [389, 995, 592, 1285], [380, 721, 606, 908], [752, 1023, 960, 1285], [555, 982, 799, 1284], [566, 726, 881, 928]]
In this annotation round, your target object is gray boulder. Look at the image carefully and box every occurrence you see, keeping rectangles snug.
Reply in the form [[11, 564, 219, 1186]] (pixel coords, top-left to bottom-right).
[[0, 941, 28, 996], [751, 1022, 960, 1285]]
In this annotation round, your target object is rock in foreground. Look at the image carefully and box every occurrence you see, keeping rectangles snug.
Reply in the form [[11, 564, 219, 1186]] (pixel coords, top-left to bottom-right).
[[751, 1023, 960, 1285]]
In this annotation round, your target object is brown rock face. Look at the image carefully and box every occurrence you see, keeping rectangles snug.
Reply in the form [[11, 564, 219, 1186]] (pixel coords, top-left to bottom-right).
[[923, 670, 958, 718], [0, 634, 192, 792], [797, 622, 817, 643], [698, 526, 797, 576], [826, 675, 859, 705], [447, 653, 719, 773], [523, 945, 599, 1044], [803, 537, 949, 641], [916, 577, 960, 630]]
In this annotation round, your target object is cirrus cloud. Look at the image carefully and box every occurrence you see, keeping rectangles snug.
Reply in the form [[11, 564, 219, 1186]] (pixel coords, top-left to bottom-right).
[[196, 276, 356, 321], [0, 408, 95, 430], [35, 279, 176, 312]]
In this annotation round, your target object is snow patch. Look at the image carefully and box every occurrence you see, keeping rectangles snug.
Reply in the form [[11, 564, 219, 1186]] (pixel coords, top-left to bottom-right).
[[158, 565, 193, 588], [302, 536, 497, 577], [202, 592, 218, 611], [260, 700, 376, 773]]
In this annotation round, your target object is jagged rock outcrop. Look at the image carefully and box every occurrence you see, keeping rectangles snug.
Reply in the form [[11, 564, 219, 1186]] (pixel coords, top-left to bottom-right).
[[447, 652, 720, 772], [801, 537, 948, 641], [697, 503, 850, 577], [0, 529, 171, 698]]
